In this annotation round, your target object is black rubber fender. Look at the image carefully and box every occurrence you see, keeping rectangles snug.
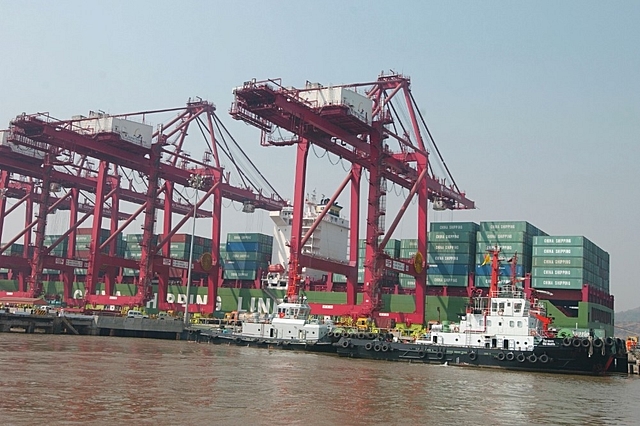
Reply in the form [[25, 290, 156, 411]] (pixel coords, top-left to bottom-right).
[[593, 338, 603, 348], [497, 351, 506, 361], [381, 344, 389, 352], [436, 351, 444, 360], [341, 339, 350, 348], [468, 351, 477, 361], [581, 338, 591, 348], [364, 342, 373, 351], [516, 353, 526, 363], [572, 338, 581, 347], [562, 337, 572, 347], [528, 353, 537, 363], [539, 353, 549, 363], [506, 352, 515, 361], [374, 344, 381, 352]]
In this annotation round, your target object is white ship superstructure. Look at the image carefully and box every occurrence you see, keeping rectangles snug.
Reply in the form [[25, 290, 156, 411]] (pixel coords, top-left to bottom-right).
[[268, 192, 349, 287]]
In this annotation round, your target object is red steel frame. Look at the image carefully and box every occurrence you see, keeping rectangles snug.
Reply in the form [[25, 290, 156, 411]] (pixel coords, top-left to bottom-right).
[[231, 73, 475, 324], [0, 100, 286, 313]]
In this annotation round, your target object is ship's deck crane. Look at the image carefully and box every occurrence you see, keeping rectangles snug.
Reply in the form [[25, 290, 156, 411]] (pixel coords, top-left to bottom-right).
[[0, 99, 287, 312], [231, 73, 474, 324]]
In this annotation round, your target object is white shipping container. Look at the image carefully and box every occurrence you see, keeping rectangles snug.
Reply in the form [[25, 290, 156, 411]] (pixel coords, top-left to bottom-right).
[[78, 116, 153, 149], [298, 87, 372, 125]]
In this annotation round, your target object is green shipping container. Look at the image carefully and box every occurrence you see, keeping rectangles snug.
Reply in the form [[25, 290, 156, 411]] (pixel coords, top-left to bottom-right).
[[226, 233, 272, 245], [476, 231, 530, 244], [533, 246, 585, 257], [427, 253, 473, 265], [223, 270, 258, 280], [531, 277, 584, 290], [400, 239, 418, 249], [480, 221, 545, 236], [427, 274, 468, 287], [427, 242, 474, 254], [429, 231, 477, 244], [224, 251, 271, 262], [430, 222, 479, 233]]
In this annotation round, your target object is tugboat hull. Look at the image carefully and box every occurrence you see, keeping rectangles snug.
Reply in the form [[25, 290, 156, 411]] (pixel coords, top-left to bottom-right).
[[335, 337, 628, 375]]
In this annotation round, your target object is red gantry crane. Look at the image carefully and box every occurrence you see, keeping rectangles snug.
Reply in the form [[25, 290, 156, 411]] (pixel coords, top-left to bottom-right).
[[0, 99, 287, 313], [231, 72, 474, 325]]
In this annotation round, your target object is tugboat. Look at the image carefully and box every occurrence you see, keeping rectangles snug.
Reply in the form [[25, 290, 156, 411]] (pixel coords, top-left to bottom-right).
[[335, 248, 628, 375], [198, 296, 336, 352]]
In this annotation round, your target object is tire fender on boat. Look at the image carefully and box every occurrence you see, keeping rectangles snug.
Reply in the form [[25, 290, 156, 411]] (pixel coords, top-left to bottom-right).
[[581, 338, 591, 348], [605, 337, 614, 347], [364, 342, 373, 351], [516, 353, 526, 363], [562, 337, 572, 347], [381, 344, 389, 352], [497, 351, 506, 361], [468, 351, 477, 361], [572, 338, 581, 347], [593, 338, 603, 348], [374, 344, 381, 352], [528, 353, 537, 363], [341, 339, 350, 348], [436, 351, 444, 360], [234, 337, 242, 344], [506, 352, 515, 361], [539, 353, 549, 363]]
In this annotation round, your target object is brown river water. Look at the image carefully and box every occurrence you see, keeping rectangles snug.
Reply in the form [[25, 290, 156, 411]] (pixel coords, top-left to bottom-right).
[[0, 334, 638, 425]]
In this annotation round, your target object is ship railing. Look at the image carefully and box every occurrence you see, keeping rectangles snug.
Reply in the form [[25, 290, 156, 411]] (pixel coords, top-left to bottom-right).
[[490, 289, 525, 299]]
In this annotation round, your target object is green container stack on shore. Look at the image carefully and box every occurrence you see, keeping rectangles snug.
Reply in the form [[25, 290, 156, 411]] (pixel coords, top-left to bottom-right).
[[531, 236, 610, 293], [222, 233, 272, 281]]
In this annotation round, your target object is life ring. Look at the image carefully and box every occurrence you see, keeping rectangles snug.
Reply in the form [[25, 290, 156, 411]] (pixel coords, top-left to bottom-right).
[[381, 344, 389, 352], [468, 351, 477, 361], [516, 353, 526, 363], [506, 352, 515, 361], [527, 354, 537, 363], [279, 312, 285, 318], [436, 351, 444, 360], [497, 351, 506, 361], [593, 338, 603, 348], [364, 342, 373, 351], [341, 339, 350, 348], [572, 338, 581, 347], [581, 338, 591, 348], [562, 337, 572, 347], [539, 353, 549, 363]]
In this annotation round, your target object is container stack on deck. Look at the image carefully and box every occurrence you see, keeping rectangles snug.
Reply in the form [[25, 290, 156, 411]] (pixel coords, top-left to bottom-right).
[[532, 236, 610, 292], [222, 233, 272, 281], [474, 221, 546, 288], [427, 222, 479, 287]]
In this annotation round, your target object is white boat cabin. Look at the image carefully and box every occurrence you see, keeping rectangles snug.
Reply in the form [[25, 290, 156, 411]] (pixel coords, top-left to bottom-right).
[[239, 302, 332, 342], [417, 290, 547, 351]]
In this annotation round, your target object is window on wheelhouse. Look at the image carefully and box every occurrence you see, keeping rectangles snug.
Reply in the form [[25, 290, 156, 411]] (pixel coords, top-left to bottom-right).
[[491, 301, 498, 313], [514, 302, 523, 314]]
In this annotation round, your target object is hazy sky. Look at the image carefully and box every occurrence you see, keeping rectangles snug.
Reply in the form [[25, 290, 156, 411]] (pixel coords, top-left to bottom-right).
[[1, 1, 638, 310]]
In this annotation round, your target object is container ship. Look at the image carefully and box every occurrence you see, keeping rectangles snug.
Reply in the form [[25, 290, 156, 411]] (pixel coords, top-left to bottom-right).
[[0, 215, 616, 342]]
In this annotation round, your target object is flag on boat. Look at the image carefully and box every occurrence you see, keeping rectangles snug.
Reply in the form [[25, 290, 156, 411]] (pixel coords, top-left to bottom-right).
[[480, 253, 490, 266]]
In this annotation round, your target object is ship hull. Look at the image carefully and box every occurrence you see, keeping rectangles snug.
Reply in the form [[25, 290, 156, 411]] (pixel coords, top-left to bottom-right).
[[196, 330, 336, 353], [335, 337, 628, 375]]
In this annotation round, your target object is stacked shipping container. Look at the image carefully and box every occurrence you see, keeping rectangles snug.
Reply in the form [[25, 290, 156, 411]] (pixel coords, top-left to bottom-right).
[[426, 222, 478, 287], [222, 233, 272, 281], [474, 221, 546, 288], [532, 236, 610, 292]]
